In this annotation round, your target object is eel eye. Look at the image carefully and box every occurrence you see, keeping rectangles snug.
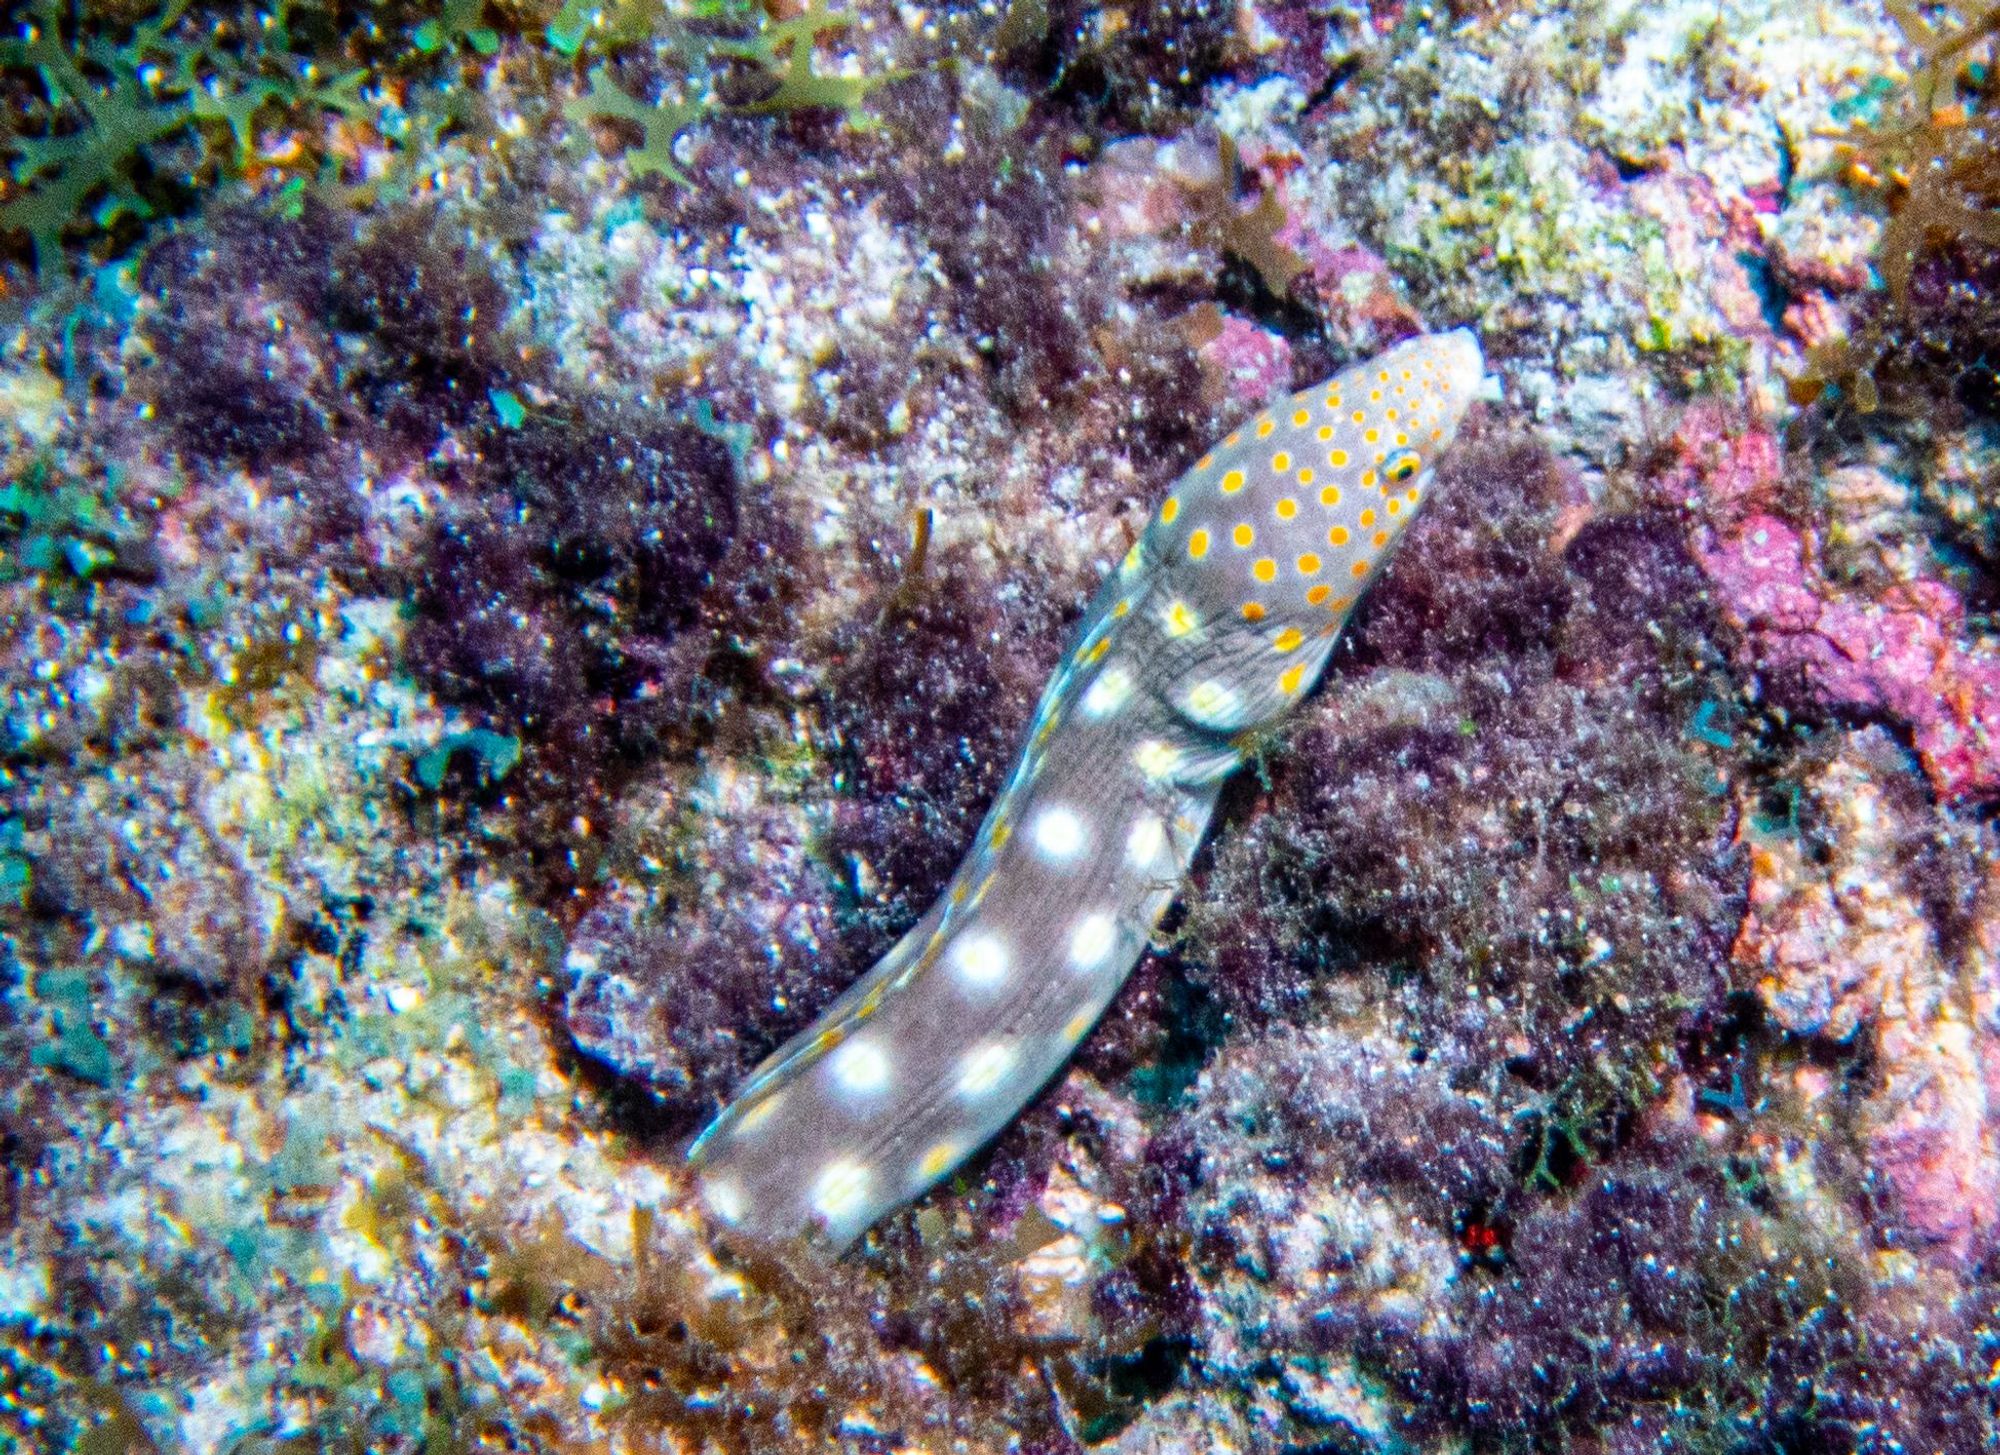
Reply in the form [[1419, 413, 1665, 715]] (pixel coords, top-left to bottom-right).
[[1384, 449, 1422, 484]]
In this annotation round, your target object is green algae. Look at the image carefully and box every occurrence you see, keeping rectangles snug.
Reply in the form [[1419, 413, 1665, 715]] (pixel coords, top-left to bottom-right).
[[0, 456, 149, 589], [564, 0, 910, 189], [410, 0, 499, 59], [0, 819, 28, 909], [722, 1, 908, 127], [565, 67, 710, 189], [412, 729, 521, 793], [0, 0, 370, 274], [485, 386, 527, 430], [27, 966, 114, 1086], [223, 1268, 486, 1455]]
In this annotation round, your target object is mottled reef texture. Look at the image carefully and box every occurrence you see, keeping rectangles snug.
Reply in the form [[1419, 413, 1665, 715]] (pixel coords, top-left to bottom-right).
[[2, 0, 1999, 1451]]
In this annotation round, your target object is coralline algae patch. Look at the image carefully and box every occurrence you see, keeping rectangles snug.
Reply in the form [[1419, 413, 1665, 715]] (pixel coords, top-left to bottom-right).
[[1, 0, 1999, 1449]]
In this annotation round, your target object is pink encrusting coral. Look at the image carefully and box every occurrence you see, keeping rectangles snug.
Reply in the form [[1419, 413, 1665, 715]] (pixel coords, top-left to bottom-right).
[[1867, 1017, 2000, 1260], [1194, 312, 1293, 406], [1700, 514, 2000, 799], [1672, 410, 2000, 801], [1279, 236, 1426, 344]]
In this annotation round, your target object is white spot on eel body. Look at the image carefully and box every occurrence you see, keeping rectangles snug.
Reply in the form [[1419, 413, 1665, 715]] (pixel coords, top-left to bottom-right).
[[1068, 912, 1118, 971], [948, 931, 1010, 989], [1182, 679, 1239, 725], [957, 1041, 1018, 1098], [1030, 804, 1089, 863], [1126, 813, 1167, 868], [1132, 738, 1181, 782], [810, 1158, 873, 1222], [1081, 662, 1135, 719], [827, 1038, 891, 1097]]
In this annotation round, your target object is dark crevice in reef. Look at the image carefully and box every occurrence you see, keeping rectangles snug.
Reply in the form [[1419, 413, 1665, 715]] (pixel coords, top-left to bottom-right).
[[994, 0, 1237, 138]]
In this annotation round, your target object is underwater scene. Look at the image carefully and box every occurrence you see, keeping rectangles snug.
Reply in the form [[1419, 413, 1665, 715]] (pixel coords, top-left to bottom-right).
[[2, 0, 1998, 1448]]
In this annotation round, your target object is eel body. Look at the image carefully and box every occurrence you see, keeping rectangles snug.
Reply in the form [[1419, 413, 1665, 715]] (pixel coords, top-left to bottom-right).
[[689, 328, 1488, 1251]]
